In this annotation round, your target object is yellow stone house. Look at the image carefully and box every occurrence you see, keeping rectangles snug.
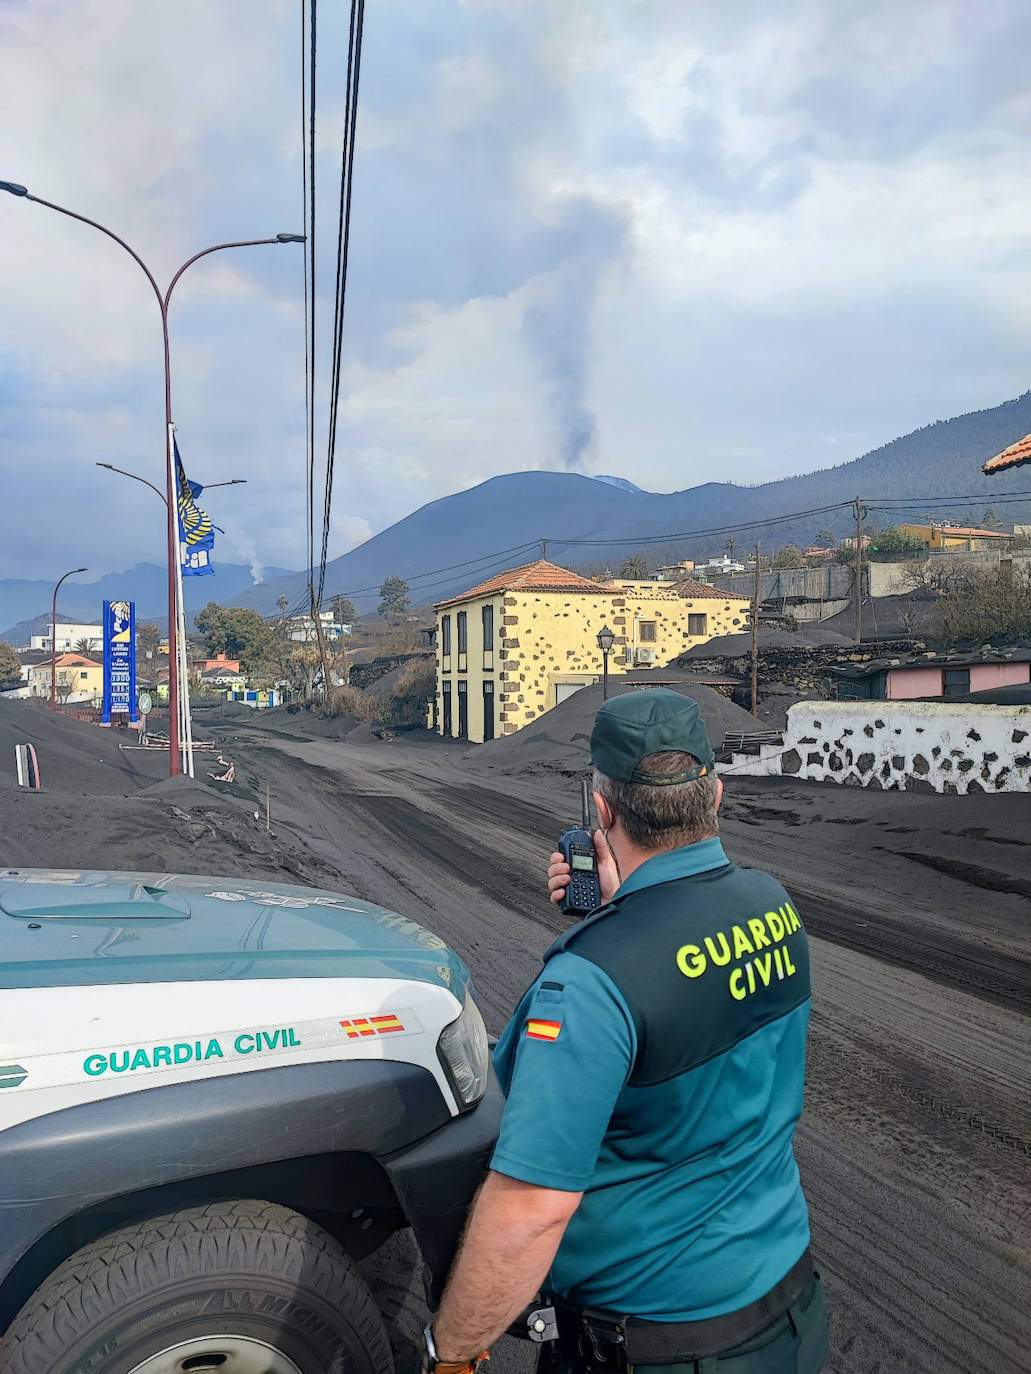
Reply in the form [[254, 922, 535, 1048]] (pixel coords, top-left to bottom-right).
[[25, 653, 104, 705], [433, 559, 750, 742], [898, 522, 1010, 552]]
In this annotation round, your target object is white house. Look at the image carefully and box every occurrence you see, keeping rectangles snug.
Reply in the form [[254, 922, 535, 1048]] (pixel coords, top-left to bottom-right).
[[283, 611, 351, 642], [30, 622, 104, 653]]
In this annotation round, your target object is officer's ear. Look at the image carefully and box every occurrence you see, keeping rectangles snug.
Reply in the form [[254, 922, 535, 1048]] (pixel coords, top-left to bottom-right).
[[594, 790, 615, 832]]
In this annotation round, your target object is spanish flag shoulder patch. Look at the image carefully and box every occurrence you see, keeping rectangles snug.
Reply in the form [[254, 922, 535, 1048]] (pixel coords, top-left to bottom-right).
[[526, 1018, 562, 1042]]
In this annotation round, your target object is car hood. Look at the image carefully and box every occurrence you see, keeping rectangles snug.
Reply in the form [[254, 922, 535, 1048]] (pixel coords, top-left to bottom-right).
[[0, 869, 469, 993]]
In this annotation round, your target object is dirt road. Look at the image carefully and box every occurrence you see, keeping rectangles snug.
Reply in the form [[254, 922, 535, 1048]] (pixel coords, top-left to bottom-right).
[[219, 727, 1031, 1374]]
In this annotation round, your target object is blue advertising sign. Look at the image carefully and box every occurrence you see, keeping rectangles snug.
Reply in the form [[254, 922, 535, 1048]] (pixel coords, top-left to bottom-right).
[[102, 600, 138, 724]]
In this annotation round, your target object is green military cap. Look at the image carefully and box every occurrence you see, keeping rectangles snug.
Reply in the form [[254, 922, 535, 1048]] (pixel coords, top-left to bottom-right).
[[590, 688, 716, 785]]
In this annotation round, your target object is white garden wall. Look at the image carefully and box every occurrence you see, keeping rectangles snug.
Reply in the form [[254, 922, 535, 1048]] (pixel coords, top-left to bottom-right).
[[726, 701, 1031, 793]]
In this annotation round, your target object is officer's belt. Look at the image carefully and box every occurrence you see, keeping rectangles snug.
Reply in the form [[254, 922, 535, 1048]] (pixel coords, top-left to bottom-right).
[[565, 1246, 814, 1364]]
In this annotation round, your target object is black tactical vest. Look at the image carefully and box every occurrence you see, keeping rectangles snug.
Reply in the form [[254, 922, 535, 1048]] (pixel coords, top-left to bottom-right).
[[545, 862, 811, 1087]]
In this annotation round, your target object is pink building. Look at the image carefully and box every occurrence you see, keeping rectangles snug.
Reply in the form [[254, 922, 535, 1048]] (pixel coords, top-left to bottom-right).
[[833, 652, 1031, 701]]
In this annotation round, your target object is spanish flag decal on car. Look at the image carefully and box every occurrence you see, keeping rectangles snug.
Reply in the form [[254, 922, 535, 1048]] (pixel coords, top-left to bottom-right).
[[526, 1018, 562, 1042], [340, 1014, 405, 1039]]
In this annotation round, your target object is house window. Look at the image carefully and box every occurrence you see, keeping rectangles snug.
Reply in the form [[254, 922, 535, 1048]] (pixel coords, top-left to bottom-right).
[[441, 615, 451, 657], [943, 668, 970, 697], [80, 671, 88, 679], [688, 613, 708, 636], [442, 681, 452, 736], [457, 679, 469, 738], [482, 604, 493, 650], [638, 621, 657, 642], [457, 611, 467, 654]]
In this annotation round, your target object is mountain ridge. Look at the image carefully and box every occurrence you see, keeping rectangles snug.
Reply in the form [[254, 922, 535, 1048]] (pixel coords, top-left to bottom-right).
[[0, 562, 295, 645], [230, 390, 1031, 613]]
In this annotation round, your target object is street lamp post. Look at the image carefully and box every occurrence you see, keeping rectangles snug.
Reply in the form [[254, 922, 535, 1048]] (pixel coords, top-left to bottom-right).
[[96, 462, 248, 507], [50, 567, 88, 710], [94, 462, 248, 775], [596, 624, 615, 701], [1, 179, 302, 775]]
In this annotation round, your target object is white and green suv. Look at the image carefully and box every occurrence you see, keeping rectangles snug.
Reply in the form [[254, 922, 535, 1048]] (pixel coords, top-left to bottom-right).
[[0, 868, 502, 1374]]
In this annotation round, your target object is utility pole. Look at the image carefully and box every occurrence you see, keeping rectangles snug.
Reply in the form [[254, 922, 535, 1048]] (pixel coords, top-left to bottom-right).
[[853, 496, 864, 645], [540, 538, 548, 561], [751, 543, 760, 715], [310, 584, 333, 705]]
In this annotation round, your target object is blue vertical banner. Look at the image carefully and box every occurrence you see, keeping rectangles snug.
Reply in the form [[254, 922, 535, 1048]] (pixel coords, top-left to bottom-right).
[[102, 600, 138, 724], [176, 440, 216, 577]]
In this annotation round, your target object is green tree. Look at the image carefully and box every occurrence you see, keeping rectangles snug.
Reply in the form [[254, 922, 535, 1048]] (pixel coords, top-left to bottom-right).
[[137, 623, 162, 658], [276, 594, 289, 617], [772, 544, 805, 569], [74, 638, 93, 656], [867, 526, 928, 561], [621, 555, 647, 578], [377, 577, 411, 618], [193, 602, 275, 674], [330, 594, 356, 624], [0, 640, 21, 689]]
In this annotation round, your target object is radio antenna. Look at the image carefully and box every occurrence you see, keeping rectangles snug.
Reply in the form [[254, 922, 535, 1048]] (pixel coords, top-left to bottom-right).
[[581, 779, 591, 830]]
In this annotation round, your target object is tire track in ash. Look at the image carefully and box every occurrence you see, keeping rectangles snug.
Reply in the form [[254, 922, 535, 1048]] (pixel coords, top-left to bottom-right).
[[453, 782, 1031, 1014], [334, 794, 571, 939], [790, 886, 1030, 1016]]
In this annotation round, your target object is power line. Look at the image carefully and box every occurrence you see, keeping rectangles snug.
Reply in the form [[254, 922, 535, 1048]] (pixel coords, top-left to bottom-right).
[[303, 0, 317, 587], [549, 500, 857, 549], [318, 0, 366, 606], [869, 487, 1031, 505], [285, 485, 1031, 614]]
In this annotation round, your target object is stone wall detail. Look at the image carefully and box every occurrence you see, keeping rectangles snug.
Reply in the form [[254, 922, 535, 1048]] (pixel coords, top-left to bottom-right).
[[726, 701, 1031, 794]]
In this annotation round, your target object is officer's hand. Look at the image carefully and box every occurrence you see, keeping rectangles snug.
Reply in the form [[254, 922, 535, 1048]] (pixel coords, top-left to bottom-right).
[[547, 830, 618, 907], [547, 852, 571, 906]]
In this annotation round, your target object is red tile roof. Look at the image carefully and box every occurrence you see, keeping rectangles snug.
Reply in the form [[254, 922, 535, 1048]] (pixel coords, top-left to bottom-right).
[[670, 579, 735, 600], [984, 431, 1031, 475], [436, 559, 613, 608]]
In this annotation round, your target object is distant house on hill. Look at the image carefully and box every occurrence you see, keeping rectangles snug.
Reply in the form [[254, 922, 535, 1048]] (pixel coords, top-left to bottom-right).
[[29, 622, 104, 653], [199, 663, 247, 689], [899, 522, 1010, 552], [192, 652, 243, 677], [432, 558, 750, 743], [283, 611, 349, 642]]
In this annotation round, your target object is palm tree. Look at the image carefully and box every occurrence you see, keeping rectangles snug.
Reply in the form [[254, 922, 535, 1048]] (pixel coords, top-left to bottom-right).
[[276, 594, 289, 617], [74, 638, 93, 656], [621, 555, 647, 579]]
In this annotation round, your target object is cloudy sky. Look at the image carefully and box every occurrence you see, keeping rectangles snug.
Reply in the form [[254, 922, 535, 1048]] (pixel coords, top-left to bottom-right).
[[2, 0, 1030, 583]]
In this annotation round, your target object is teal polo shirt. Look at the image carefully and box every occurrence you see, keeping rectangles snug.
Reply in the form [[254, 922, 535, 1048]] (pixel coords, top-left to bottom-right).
[[490, 837, 812, 1321]]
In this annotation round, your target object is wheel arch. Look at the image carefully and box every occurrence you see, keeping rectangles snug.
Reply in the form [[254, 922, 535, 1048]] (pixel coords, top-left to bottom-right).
[[0, 1059, 450, 1334]]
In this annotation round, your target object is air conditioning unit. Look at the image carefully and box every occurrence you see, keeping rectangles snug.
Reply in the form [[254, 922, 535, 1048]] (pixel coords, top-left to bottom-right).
[[635, 647, 657, 665]]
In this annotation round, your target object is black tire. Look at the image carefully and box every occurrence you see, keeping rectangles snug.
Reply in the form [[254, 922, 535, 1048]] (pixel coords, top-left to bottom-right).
[[0, 1198, 395, 1374]]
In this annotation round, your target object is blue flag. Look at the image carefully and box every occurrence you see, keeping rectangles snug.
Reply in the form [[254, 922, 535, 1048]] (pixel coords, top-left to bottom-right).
[[175, 440, 215, 576]]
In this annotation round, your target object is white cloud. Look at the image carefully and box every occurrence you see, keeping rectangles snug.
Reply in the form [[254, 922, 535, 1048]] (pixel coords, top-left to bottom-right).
[[3, 0, 1031, 585]]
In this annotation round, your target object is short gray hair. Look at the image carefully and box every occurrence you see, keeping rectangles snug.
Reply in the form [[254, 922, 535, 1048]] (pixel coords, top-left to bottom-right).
[[594, 751, 719, 850]]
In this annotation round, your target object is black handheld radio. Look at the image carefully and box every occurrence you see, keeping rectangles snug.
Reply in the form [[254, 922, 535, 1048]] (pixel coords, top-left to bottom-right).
[[558, 780, 602, 916]]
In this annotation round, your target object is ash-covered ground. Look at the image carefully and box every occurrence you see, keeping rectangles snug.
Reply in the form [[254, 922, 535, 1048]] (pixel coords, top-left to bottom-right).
[[1, 694, 1028, 1373]]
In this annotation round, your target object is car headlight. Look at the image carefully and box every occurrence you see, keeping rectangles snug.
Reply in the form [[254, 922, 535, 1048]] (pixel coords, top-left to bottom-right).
[[437, 989, 490, 1111]]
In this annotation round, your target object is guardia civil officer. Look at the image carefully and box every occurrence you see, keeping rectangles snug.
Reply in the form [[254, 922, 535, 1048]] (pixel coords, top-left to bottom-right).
[[422, 689, 828, 1374]]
